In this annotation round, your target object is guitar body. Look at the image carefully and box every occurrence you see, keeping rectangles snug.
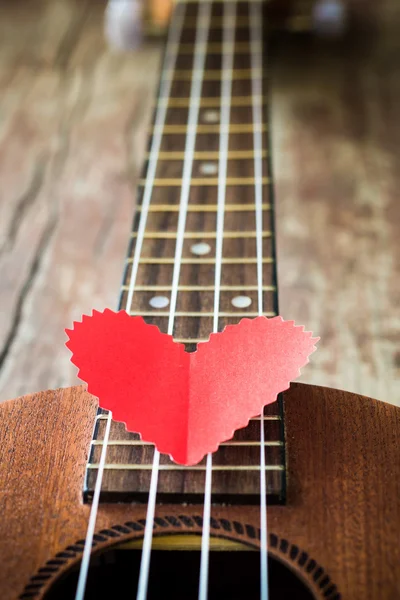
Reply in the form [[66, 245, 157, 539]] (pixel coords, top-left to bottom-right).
[[1, 383, 399, 599]]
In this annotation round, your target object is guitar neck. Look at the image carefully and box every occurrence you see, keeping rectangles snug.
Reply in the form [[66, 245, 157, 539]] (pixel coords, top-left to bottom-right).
[[119, 0, 278, 340], [87, 0, 286, 504]]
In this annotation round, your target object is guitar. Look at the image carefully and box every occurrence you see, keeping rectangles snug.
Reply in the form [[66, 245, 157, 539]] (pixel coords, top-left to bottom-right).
[[0, 1, 399, 599]]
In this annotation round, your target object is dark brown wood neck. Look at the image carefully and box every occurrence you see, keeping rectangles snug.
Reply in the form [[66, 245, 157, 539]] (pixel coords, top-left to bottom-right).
[[87, 0, 285, 505], [118, 0, 278, 342]]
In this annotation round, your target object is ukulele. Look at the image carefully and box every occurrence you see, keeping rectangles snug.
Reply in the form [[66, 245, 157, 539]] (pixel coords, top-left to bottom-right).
[[1, 2, 399, 599]]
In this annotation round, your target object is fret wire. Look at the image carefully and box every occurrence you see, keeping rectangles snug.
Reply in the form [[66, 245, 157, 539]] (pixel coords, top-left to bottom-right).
[[123, 286, 276, 293], [129, 311, 276, 318], [170, 337, 226, 343], [157, 96, 264, 108], [87, 464, 284, 472], [152, 150, 268, 159], [91, 440, 283, 447], [139, 178, 269, 186], [170, 68, 262, 81], [183, 16, 250, 27], [152, 124, 266, 134], [94, 413, 280, 422], [136, 203, 271, 212], [130, 257, 274, 264], [179, 23, 249, 32], [251, 416, 280, 422], [131, 231, 272, 239], [171, 41, 252, 54], [172, 338, 216, 343]]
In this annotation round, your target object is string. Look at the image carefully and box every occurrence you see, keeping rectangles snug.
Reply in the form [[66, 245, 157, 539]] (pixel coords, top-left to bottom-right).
[[249, 3, 270, 599], [136, 4, 211, 600], [135, 448, 160, 600], [73, 7, 186, 600], [75, 412, 112, 600], [198, 3, 236, 600], [126, 4, 186, 314]]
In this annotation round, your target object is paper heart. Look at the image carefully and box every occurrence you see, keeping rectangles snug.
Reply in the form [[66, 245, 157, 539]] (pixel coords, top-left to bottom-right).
[[66, 310, 318, 465]]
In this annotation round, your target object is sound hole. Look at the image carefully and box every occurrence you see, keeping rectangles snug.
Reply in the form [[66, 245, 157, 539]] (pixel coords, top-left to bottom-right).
[[45, 548, 316, 599]]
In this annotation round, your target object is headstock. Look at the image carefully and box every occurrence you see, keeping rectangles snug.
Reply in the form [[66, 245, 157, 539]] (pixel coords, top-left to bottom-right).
[[105, 0, 348, 52]]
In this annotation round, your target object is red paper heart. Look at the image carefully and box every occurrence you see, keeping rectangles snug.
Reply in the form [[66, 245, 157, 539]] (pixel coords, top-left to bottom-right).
[[66, 310, 318, 465]]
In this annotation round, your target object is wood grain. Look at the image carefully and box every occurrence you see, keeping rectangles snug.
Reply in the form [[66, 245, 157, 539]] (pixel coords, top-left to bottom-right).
[[0, 0, 398, 405], [0, 0, 160, 402], [0, 383, 399, 599], [271, 13, 400, 404]]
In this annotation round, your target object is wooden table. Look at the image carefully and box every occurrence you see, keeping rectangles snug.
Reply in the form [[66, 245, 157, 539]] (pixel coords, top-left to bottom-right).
[[0, 0, 398, 404]]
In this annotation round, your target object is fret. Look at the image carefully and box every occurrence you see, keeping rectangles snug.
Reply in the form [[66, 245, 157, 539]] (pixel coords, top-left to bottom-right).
[[153, 158, 262, 180], [183, 16, 250, 27], [152, 149, 268, 159], [94, 414, 281, 423], [171, 41, 253, 54], [91, 440, 283, 447], [129, 265, 276, 291], [152, 123, 266, 134], [136, 203, 271, 211], [139, 179, 269, 187], [170, 68, 261, 81], [88, 465, 284, 472], [129, 257, 273, 265], [251, 416, 281, 422], [180, 26, 251, 47], [128, 311, 276, 318], [138, 182, 270, 201], [121, 285, 276, 291], [159, 96, 264, 108], [131, 231, 272, 239], [179, 21, 250, 31], [174, 337, 213, 343]]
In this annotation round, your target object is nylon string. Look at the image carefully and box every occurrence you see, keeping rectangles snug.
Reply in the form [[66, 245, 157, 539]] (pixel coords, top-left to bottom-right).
[[137, 4, 212, 600], [250, 3, 270, 599], [74, 6, 186, 600], [198, 3, 236, 600]]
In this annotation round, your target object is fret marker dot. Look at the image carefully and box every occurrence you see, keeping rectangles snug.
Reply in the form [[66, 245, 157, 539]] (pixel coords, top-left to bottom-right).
[[191, 242, 211, 256], [231, 295, 252, 309], [200, 162, 218, 175], [202, 110, 219, 123], [149, 296, 169, 309]]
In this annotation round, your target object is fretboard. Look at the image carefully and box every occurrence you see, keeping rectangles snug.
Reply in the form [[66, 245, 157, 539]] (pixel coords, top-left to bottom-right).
[[86, 0, 286, 504]]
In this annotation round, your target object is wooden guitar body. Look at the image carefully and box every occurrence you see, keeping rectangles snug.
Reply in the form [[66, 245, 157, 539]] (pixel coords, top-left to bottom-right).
[[1, 383, 399, 599]]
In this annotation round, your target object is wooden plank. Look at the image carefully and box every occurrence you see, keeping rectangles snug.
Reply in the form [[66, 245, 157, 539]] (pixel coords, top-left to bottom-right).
[[271, 31, 400, 404], [0, 0, 398, 407], [0, 0, 159, 401]]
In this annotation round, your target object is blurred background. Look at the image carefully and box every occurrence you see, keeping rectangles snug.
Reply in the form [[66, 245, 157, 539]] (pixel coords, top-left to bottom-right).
[[0, 0, 398, 404]]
